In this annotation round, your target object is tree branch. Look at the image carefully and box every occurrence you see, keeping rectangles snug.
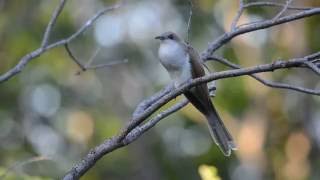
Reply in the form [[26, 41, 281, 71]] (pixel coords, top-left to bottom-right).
[[230, 0, 244, 31], [60, 2, 320, 179], [0, 1, 122, 83], [186, 0, 193, 42], [41, 0, 67, 47], [65, 45, 127, 75], [62, 51, 320, 179], [271, 0, 293, 22], [304, 61, 320, 75], [64, 44, 86, 71], [201, 7, 320, 58], [243, 2, 313, 11], [2, 0, 319, 179], [206, 55, 320, 95]]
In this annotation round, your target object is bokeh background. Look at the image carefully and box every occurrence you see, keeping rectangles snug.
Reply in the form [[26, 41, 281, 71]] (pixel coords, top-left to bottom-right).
[[0, 0, 320, 179]]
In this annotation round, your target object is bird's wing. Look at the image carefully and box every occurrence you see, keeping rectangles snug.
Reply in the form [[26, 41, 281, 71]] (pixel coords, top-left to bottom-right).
[[184, 44, 212, 115], [185, 45, 236, 155]]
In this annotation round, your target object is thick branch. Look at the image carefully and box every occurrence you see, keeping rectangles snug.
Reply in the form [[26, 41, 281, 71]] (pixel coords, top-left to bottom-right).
[[62, 53, 320, 179]]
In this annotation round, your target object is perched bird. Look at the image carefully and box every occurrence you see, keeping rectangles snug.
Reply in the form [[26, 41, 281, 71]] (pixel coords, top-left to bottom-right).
[[155, 32, 236, 156]]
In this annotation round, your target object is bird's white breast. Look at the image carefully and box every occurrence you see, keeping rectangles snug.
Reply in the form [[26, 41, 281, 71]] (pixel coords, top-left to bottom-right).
[[158, 40, 192, 87]]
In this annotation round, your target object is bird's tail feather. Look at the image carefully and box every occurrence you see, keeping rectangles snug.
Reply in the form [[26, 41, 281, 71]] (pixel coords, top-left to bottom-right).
[[206, 107, 237, 156]]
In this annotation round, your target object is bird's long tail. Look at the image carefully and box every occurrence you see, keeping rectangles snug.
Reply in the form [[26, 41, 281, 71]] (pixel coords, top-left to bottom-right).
[[205, 106, 237, 156]]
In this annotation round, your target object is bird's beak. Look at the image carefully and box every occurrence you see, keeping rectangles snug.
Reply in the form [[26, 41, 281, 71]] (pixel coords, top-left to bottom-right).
[[155, 35, 165, 40]]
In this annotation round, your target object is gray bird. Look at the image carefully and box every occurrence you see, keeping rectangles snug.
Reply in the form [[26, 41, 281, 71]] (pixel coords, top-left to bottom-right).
[[155, 32, 237, 156]]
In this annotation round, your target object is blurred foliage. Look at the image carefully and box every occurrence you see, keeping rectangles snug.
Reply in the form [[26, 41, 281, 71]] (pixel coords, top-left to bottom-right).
[[0, 0, 320, 179]]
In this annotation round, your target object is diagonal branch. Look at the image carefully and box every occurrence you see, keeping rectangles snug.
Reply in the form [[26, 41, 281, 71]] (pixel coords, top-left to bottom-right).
[[201, 7, 320, 58], [186, 0, 193, 42], [230, 0, 244, 31], [62, 53, 320, 179], [272, 0, 293, 22], [41, 0, 67, 47], [2, 1, 319, 179], [304, 61, 320, 75], [64, 44, 86, 71], [206, 55, 320, 95], [61, 4, 320, 180], [243, 2, 313, 11], [0, 1, 122, 83], [65, 44, 127, 75], [118, 54, 320, 144]]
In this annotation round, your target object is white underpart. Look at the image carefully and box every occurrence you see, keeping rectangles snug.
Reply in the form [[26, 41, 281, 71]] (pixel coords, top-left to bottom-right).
[[158, 39, 192, 87]]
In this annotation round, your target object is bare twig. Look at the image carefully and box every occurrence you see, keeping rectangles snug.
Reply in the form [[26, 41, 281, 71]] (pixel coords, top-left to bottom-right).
[[65, 44, 86, 71], [230, 0, 244, 31], [272, 0, 293, 22], [305, 61, 320, 75], [186, 0, 193, 42], [41, 0, 67, 47], [83, 59, 128, 70], [206, 55, 320, 95], [243, 2, 313, 11], [85, 47, 102, 68], [201, 7, 320, 58], [233, 1, 313, 30], [66, 45, 127, 75], [0, 1, 122, 83]]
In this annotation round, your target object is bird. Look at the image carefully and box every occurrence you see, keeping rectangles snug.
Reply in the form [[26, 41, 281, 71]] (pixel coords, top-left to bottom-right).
[[155, 32, 237, 156]]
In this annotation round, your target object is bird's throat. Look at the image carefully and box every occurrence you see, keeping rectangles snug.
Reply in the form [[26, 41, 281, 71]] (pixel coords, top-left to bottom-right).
[[158, 40, 192, 87]]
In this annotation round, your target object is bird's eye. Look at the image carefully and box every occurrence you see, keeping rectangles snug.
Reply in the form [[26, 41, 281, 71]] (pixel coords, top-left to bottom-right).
[[168, 34, 174, 39]]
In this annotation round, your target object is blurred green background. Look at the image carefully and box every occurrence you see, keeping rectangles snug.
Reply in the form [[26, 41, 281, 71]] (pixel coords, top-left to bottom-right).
[[0, 0, 320, 179]]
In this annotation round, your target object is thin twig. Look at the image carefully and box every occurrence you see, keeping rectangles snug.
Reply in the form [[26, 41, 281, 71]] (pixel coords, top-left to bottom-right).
[[0, 1, 122, 83], [201, 8, 320, 58], [243, 2, 313, 11], [305, 61, 320, 75], [64, 44, 86, 71], [84, 59, 128, 70], [237, 20, 266, 29], [230, 0, 244, 31], [85, 47, 102, 68], [186, 0, 193, 42], [41, 0, 67, 47], [66, 45, 127, 75], [206, 55, 320, 95], [272, 0, 293, 22]]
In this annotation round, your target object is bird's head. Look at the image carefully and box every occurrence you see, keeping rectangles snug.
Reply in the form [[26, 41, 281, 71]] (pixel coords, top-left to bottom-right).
[[155, 32, 181, 42]]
